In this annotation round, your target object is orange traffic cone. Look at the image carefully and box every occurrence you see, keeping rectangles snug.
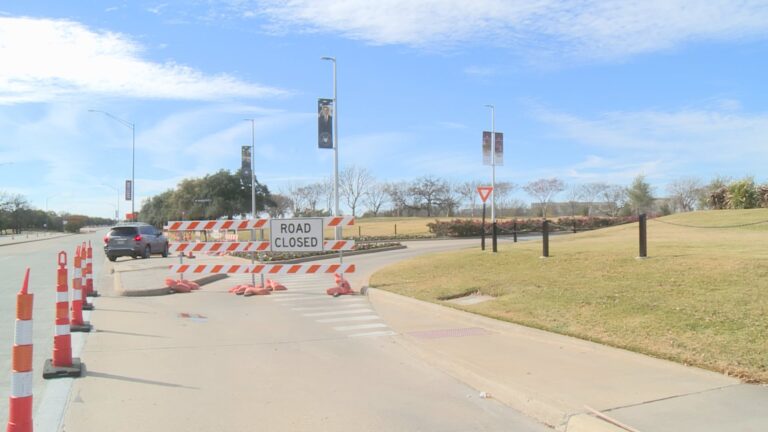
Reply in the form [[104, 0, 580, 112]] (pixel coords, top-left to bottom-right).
[[43, 252, 83, 379], [7, 269, 34, 432], [70, 245, 92, 332]]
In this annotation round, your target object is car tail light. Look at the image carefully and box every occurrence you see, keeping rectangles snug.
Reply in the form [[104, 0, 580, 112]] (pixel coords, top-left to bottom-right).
[[103, 235, 108, 244], [134, 235, 142, 242]]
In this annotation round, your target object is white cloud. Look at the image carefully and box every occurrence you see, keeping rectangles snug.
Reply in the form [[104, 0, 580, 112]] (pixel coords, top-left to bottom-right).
[[248, 0, 768, 60], [0, 16, 286, 105]]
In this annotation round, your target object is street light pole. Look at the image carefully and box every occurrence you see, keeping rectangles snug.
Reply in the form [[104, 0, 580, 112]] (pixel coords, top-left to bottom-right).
[[89, 110, 135, 220], [244, 119, 259, 288], [485, 104, 497, 252], [321, 56, 340, 240]]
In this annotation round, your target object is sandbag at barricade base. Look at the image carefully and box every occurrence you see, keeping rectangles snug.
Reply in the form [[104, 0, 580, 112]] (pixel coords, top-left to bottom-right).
[[229, 284, 270, 296], [327, 273, 354, 297], [266, 278, 287, 291], [165, 278, 200, 293]]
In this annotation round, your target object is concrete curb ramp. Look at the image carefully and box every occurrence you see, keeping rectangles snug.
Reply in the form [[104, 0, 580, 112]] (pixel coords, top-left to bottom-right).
[[366, 288, 741, 432]]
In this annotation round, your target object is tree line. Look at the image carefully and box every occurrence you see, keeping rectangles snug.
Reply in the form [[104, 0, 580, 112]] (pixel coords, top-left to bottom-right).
[[0, 192, 113, 234]]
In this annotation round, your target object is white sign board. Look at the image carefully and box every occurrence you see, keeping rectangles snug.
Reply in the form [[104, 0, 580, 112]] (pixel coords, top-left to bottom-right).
[[269, 218, 324, 252]]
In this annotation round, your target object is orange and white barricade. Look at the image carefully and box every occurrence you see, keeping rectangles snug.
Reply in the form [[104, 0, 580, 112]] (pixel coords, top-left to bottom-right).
[[7, 269, 33, 432], [43, 252, 83, 379]]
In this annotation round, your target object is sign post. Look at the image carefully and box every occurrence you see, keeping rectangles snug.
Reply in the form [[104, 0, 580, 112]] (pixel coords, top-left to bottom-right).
[[477, 187, 493, 251]]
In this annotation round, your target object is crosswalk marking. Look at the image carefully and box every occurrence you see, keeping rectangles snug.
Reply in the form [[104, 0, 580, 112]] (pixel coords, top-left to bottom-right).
[[333, 323, 388, 331], [348, 330, 396, 338], [303, 308, 372, 317], [292, 302, 367, 311], [316, 315, 380, 323]]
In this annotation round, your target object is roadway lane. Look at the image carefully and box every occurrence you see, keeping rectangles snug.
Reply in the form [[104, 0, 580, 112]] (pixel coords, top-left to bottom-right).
[[0, 230, 108, 427], [60, 239, 550, 431]]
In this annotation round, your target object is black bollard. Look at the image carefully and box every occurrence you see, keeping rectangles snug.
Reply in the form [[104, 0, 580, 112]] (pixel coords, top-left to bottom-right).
[[513, 220, 518, 243], [492, 221, 498, 253], [639, 214, 647, 258], [480, 203, 486, 251], [542, 219, 549, 258]]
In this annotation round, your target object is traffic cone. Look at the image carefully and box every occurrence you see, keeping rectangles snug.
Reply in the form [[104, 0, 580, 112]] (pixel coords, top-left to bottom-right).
[[327, 273, 354, 297], [7, 269, 33, 432], [71, 246, 92, 333], [85, 240, 99, 298], [43, 251, 83, 379]]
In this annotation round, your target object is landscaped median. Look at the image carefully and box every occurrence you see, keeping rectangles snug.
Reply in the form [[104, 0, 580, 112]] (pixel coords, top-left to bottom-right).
[[369, 209, 768, 383]]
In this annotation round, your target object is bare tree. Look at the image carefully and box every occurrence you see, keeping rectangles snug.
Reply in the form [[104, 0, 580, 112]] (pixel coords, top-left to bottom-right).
[[579, 182, 609, 215], [494, 181, 517, 217], [384, 182, 410, 216], [523, 178, 565, 218], [565, 184, 584, 217], [284, 184, 306, 216], [363, 182, 388, 217], [321, 176, 334, 214], [456, 181, 479, 217], [601, 185, 627, 217], [266, 194, 292, 217], [339, 165, 374, 217], [409, 176, 448, 217], [439, 182, 463, 217], [667, 177, 703, 212]]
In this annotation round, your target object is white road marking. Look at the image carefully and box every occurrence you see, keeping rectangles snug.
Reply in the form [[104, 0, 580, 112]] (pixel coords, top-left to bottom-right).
[[292, 302, 367, 311], [348, 330, 397, 338], [333, 323, 388, 331], [274, 296, 328, 302], [316, 315, 381, 323], [303, 308, 372, 317]]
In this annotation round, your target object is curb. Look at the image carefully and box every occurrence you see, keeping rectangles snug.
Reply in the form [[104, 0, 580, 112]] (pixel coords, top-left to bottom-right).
[[114, 272, 229, 297], [229, 244, 408, 265], [367, 287, 613, 431]]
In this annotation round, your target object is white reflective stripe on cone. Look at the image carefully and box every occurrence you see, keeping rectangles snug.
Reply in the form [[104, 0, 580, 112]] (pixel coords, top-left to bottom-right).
[[10, 371, 33, 398], [72, 290, 82, 301], [56, 292, 69, 303], [55, 324, 70, 336], [14, 319, 33, 345], [74, 268, 81, 278]]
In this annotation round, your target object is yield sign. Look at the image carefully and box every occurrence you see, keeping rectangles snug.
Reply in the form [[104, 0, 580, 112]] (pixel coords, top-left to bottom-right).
[[477, 186, 493, 203]]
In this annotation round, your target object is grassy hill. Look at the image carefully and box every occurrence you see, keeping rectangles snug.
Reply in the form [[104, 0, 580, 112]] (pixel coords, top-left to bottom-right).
[[370, 209, 768, 383]]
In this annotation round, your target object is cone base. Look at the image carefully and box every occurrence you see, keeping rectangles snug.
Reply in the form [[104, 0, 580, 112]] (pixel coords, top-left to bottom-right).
[[71, 321, 93, 333], [82, 302, 95, 311], [86, 291, 100, 297], [43, 357, 83, 379]]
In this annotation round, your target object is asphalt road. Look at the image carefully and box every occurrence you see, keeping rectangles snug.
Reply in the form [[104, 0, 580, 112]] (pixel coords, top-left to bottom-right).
[[0, 230, 108, 428], [57, 238, 551, 432]]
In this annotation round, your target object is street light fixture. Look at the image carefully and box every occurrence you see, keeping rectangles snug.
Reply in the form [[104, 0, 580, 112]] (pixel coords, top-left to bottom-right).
[[89, 109, 135, 220]]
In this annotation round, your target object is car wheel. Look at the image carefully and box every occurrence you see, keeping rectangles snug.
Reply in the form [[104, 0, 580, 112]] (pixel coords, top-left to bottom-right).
[[162, 243, 169, 258], [143, 245, 151, 259], [108, 255, 117, 262]]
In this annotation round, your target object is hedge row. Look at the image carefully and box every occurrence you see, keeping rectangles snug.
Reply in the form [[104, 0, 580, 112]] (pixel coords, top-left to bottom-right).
[[427, 216, 638, 237]]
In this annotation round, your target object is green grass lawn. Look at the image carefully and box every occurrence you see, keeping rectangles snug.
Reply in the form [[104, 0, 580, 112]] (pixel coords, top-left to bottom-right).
[[369, 209, 768, 383]]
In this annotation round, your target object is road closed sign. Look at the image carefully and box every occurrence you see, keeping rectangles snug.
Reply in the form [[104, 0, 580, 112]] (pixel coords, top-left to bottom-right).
[[269, 218, 324, 252]]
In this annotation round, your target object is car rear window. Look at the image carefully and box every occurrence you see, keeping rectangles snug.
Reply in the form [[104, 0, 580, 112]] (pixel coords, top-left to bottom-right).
[[109, 227, 138, 237]]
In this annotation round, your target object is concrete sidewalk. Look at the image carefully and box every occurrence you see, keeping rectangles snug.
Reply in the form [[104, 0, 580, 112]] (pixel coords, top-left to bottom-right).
[[368, 288, 768, 431]]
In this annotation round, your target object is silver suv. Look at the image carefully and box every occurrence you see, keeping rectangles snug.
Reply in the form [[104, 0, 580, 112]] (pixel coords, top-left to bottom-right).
[[104, 223, 169, 262]]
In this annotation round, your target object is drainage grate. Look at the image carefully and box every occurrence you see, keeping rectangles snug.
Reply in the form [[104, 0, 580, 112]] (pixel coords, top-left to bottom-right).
[[407, 327, 491, 339]]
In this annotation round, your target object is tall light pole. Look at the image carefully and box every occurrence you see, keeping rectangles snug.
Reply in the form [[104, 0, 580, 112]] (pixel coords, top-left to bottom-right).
[[89, 110, 135, 219], [484, 104, 498, 253], [244, 119, 258, 287], [321, 56, 340, 240]]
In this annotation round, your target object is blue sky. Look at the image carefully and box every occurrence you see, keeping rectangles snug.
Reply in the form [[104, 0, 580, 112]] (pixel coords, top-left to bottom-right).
[[1, 1, 767, 218]]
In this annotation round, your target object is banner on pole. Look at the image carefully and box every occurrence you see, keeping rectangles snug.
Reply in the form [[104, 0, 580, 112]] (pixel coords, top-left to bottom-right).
[[318, 98, 333, 149], [241, 146, 252, 178], [125, 180, 132, 201], [494, 132, 503, 166], [482, 131, 491, 165]]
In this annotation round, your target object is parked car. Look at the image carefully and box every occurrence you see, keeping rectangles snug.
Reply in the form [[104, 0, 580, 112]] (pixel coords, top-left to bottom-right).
[[104, 222, 169, 262]]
